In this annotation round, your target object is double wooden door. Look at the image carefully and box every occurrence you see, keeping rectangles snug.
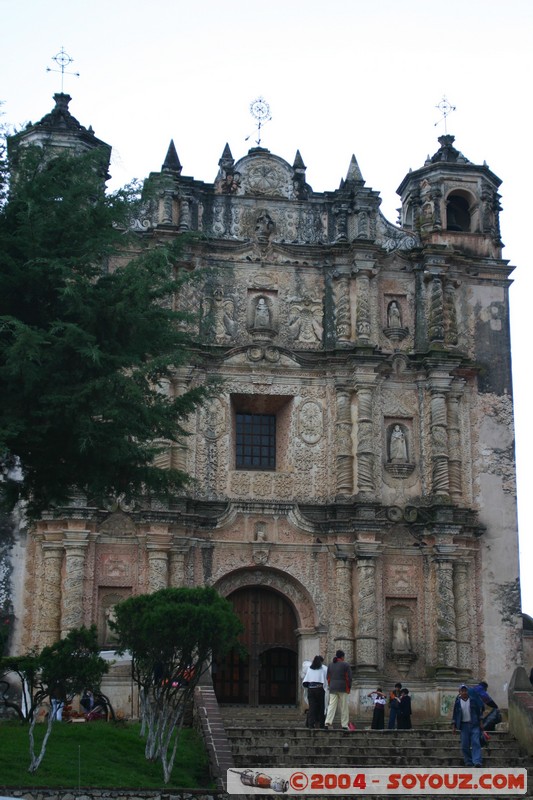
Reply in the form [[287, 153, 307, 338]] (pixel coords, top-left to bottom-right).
[[213, 587, 298, 705]]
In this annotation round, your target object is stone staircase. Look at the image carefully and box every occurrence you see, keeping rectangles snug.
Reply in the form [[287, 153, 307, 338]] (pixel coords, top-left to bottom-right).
[[219, 705, 533, 796]]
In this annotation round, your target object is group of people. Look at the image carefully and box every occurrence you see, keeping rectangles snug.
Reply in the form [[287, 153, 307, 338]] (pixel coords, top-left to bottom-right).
[[452, 681, 501, 768], [302, 650, 414, 732], [368, 682, 412, 730], [301, 650, 353, 730], [302, 648, 503, 764]]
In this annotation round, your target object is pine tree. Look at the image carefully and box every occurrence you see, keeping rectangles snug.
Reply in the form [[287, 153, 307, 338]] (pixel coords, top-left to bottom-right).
[[0, 143, 208, 516]]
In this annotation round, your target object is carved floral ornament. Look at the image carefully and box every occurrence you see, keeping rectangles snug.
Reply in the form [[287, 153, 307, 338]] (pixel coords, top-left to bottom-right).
[[298, 400, 324, 444]]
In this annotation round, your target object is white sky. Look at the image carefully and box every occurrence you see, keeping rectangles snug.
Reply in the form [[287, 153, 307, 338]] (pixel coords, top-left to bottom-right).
[[2, 0, 532, 615]]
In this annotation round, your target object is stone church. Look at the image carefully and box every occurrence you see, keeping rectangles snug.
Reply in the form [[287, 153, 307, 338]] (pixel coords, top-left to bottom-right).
[[3, 94, 523, 721]]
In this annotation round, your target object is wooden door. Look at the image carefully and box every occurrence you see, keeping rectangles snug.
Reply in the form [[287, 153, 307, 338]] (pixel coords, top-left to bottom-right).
[[213, 587, 298, 705]]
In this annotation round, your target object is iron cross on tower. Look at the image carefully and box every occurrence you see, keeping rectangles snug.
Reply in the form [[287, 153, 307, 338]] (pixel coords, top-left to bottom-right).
[[249, 97, 272, 147], [434, 96, 456, 133], [46, 47, 80, 93]]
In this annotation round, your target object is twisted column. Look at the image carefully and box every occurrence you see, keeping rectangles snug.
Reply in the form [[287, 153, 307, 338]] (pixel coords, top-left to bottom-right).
[[444, 281, 459, 346], [428, 275, 445, 342], [61, 531, 89, 637], [40, 536, 64, 646], [333, 552, 355, 663], [335, 390, 353, 494], [354, 546, 380, 676], [447, 389, 463, 501], [147, 535, 171, 592], [355, 272, 371, 342], [434, 552, 458, 673], [169, 542, 188, 587], [430, 388, 450, 496], [178, 195, 191, 231], [334, 274, 352, 342], [454, 561, 471, 671], [356, 386, 375, 493]]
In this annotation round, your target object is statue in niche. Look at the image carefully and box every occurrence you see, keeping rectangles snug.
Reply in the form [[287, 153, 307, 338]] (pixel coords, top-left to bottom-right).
[[392, 617, 413, 654], [205, 286, 237, 339], [388, 301, 402, 328], [389, 425, 408, 463], [255, 212, 275, 245], [254, 522, 267, 542], [254, 297, 271, 328], [104, 605, 118, 645]]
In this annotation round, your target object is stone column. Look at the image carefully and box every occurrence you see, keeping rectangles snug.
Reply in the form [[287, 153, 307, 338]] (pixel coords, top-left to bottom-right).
[[454, 561, 472, 672], [354, 544, 381, 676], [444, 281, 459, 346], [355, 385, 375, 493], [428, 275, 445, 342], [61, 531, 89, 637], [147, 534, 171, 592], [434, 547, 458, 676], [447, 387, 463, 502], [335, 390, 353, 494], [333, 548, 355, 664], [178, 195, 191, 231], [334, 203, 349, 242], [169, 540, 188, 587], [334, 273, 352, 343], [40, 535, 64, 647], [429, 381, 450, 496], [355, 272, 371, 343]]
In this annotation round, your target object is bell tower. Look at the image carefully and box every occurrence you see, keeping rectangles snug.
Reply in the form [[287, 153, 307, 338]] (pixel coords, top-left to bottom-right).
[[397, 134, 503, 259], [7, 93, 111, 178]]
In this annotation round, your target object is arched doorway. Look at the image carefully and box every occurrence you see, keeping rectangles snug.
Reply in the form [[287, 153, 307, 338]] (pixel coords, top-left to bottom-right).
[[213, 586, 298, 705]]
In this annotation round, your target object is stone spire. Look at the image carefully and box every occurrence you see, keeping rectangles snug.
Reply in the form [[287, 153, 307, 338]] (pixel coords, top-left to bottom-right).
[[345, 154, 364, 184], [162, 140, 182, 173], [218, 143, 234, 171]]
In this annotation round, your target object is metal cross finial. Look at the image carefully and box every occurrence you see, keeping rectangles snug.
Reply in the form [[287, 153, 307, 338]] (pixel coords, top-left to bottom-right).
[[247, 97, 272, 147], [434, 96, 456, 133], [46, 47, 80, 93]]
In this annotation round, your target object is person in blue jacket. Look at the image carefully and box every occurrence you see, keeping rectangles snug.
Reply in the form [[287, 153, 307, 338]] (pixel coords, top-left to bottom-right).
[[472, 680, 501, 731], [452, 684, 485, 767]]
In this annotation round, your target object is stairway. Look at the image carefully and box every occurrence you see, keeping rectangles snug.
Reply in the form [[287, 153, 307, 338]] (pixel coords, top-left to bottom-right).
[[219, 705, 533, 796]]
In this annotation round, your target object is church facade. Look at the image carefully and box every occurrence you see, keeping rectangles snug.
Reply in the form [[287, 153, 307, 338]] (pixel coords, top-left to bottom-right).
[[5, 95, 523, 720]]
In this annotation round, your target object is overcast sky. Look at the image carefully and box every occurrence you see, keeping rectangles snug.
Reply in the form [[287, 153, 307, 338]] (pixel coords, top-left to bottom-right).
[[2, 0, 532, 615]]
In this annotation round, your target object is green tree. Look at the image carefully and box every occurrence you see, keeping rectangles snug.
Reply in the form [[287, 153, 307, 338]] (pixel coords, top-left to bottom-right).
[[0, 142, 209, 517], [0, 625, 109, 772], [111, 587, 243, 784]]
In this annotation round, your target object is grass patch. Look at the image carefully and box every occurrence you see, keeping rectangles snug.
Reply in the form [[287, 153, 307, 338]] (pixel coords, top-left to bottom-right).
[[0, 720, 213, 789]]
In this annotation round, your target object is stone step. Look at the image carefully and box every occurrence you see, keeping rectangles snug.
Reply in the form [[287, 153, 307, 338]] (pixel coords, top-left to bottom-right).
[[225, 726, 532, 770]]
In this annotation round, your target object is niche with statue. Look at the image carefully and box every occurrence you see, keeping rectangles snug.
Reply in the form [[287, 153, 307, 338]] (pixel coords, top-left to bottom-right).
[[384, 421, 415, 478]]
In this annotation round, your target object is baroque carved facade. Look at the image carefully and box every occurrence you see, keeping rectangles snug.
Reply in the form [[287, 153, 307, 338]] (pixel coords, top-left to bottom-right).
[[7, 95, 522, 719]]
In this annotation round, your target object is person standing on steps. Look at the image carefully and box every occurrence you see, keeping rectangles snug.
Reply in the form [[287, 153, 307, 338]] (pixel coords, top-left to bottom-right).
[[388, 682, 402, 729], [302, 655, 328, 729], [452, 684, 485, 767], [368, 687, 386, 729], [397, 687, 412, 730], [324, 650, 352, 730], [472, 680, 501, 732], [300, 658, 312, 726]]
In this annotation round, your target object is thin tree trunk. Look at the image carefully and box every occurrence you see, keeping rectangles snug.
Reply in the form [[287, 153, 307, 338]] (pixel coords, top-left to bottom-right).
[[28, 705, 56, 773]]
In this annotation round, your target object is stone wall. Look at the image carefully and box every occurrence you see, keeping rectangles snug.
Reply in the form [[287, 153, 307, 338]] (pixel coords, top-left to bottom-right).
[[508, 666, 533, 756]]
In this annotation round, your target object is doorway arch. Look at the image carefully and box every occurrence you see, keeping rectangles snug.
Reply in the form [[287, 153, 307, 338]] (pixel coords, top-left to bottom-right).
[[213, 586, 298, 705]]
